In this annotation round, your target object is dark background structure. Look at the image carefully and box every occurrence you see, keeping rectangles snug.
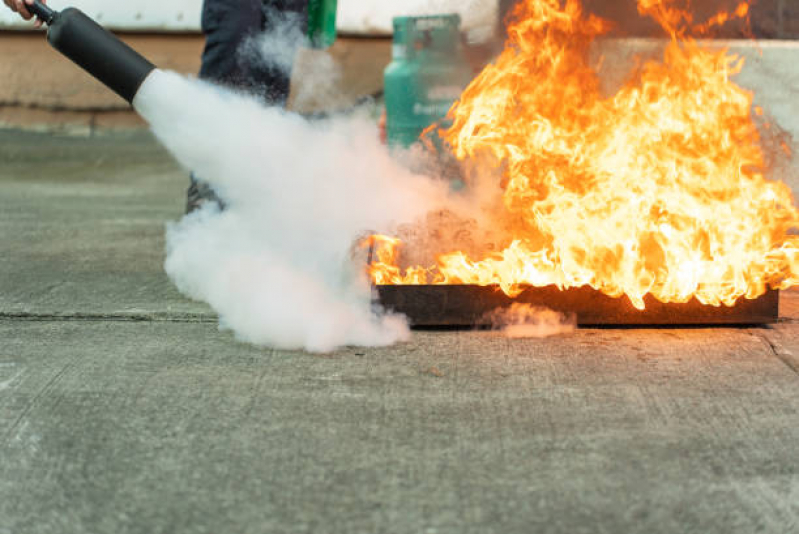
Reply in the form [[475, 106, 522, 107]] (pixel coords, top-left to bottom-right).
[[500, 0, 798, 39]]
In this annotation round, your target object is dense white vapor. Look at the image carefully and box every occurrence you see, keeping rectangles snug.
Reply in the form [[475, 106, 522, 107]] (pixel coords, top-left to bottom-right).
[[133, 69, 450, 352], [485, 304, 576, 339], [246, 7, 306, 75]]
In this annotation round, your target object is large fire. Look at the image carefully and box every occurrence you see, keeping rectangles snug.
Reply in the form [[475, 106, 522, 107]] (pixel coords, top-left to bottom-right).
[[369, 0, 799, 309]]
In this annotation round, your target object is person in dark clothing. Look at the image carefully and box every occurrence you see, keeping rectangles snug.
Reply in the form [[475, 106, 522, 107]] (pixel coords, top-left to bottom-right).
[[187, 0, 307, 213], [199, 0, 308, 104]]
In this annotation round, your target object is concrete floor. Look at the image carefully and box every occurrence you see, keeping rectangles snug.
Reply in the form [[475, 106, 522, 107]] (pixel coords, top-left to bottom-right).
[[1, 130, 798, 534]]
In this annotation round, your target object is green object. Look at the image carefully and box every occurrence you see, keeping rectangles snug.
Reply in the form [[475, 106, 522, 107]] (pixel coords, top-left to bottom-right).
[[307, 0, 338, 49], [384, 14, 473, 148]]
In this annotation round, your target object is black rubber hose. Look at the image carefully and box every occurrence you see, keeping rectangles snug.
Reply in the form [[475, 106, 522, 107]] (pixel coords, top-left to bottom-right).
[[30, 1, 156, 103]]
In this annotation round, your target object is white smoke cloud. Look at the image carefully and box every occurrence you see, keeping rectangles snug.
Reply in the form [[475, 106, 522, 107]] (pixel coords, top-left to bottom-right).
[[245, 6, 307, 75], [133, 69, 452, 352], [485, 304, 576, 338]]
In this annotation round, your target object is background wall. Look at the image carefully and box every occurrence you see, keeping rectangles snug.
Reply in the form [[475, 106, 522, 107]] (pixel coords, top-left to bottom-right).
[[1, 0, 797, 133], [0, 0, 202, 30], [0, 0, 502, 133], [0, 0, 499, 35], [499, 0, 798, 39], [1, 0, 795, 37]]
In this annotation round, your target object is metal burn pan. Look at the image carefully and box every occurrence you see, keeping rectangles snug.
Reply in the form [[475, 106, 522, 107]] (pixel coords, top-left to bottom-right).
[[374, 285, 780, 326]]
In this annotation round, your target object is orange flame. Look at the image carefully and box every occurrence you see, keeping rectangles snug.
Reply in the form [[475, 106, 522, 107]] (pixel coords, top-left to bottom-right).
[[370, 0, 799, 309]]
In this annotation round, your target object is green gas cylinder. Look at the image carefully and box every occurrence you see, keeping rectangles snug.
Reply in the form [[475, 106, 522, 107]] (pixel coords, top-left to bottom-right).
[[384, 15, 473, 148], [307, 0, 338, 49]]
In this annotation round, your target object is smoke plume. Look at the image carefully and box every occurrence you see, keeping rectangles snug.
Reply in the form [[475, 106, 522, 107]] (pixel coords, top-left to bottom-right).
[[132, 69, 452, 352], [485, 304, 576, 338]]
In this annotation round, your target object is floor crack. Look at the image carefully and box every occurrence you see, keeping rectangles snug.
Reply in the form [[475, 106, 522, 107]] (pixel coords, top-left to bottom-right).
[[754, 330, 799, 377], [0, 311, 216, 324]]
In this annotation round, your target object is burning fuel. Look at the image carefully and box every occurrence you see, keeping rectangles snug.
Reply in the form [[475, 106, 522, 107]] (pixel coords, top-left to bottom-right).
[[369, 0, 799, 310]]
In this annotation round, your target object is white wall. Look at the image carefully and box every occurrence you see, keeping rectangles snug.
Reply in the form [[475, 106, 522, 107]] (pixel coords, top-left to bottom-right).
[[0, 0, 202, 30], [338, 0, 497, 36], [0, 0, 498, 35]]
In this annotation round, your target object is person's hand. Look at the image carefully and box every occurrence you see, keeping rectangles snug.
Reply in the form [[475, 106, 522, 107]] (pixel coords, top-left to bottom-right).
[[4, 0, 47, 28], [379, 109, 387, 145]]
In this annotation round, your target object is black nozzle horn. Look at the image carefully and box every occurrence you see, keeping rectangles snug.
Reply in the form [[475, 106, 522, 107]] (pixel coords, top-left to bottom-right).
[[26, 0, 57, 25], [42, 5, 156, 103]]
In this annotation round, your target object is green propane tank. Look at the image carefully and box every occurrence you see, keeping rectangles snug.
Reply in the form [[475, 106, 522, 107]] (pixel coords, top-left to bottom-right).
[[307, 0, 338, 49], [384, 14, 473, 148]]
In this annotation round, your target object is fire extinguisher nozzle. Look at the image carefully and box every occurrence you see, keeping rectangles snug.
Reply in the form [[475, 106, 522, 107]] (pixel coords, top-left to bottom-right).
[[41, 5, 156, 103], [27, 0, 58, 25]]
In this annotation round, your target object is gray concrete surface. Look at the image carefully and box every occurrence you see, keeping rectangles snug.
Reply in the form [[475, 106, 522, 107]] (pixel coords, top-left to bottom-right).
[[1, 130, 798, 534], [0, 130, 211, 319]]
